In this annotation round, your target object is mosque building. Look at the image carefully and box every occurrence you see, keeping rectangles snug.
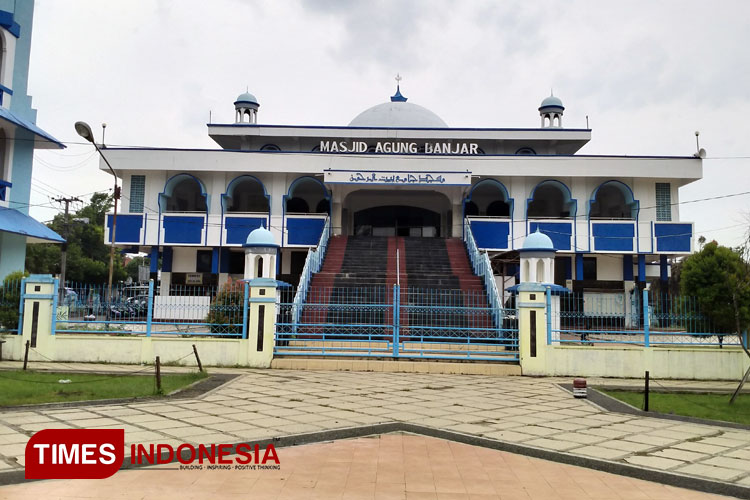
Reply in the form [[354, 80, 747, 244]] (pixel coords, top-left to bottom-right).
[[100, 82, 700, 300]]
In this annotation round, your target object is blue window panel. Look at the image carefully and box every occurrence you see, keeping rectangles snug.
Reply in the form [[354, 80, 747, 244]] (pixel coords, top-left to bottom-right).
[[287, 218, 325, 245], [654, 223, 692, 252], [592, 223, 634, 252], [107, 214, 143, 243], [163, 216, 204, 244], [529, 222, 572, 251], [225, 217, 266, 245], [469, 220, 510, 249]]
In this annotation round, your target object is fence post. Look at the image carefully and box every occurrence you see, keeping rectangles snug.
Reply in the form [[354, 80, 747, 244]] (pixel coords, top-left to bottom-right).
[[16, 277, 26, 336], [51, 278, 59, 336], [242, 281, 249, 339], [643, 288, 650, 348], [393, 284, 400, 358], [146, 279, 154, 337], [546, 287, 552, 345]]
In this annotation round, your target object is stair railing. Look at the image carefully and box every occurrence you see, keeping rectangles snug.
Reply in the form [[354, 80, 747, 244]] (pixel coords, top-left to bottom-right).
[[463, 218, 503, 329], [291, 217, 331, 330]]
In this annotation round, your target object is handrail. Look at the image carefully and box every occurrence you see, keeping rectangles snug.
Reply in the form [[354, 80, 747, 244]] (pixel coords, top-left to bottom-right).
[[291, 217, 331, 329], [463, 218, 503, 329]]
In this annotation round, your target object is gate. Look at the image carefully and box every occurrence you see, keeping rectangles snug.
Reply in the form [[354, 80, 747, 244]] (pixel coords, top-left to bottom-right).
[[275, 284, 519, 362]]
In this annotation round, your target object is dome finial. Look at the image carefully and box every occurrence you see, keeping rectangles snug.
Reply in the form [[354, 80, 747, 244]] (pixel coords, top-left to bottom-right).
[[391, 73, 408, 102]]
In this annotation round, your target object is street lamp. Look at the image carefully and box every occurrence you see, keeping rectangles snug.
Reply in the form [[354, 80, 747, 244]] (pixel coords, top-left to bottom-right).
[[75, 121, 120, 305]]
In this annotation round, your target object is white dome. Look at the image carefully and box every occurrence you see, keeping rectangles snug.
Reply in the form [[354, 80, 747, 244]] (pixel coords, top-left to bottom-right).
[[349, 101, 448, 128], [243, 227, 278, 248], [521, 230, 556, 252]]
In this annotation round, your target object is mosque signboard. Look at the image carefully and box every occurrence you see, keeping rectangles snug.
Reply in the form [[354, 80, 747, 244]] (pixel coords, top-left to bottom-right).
[[319, 140, 481, 155], [324, 169, 472, 186]]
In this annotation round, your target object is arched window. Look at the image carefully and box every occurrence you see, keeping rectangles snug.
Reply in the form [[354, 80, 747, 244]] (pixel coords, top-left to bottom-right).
[[224, 176, 269, 213], [536, 260, 545, 283], [515, 147, 537, 155], [285, 177, 330, 214], [589, 181, 639, 219], [161, 174, 207, 212], [527, 180, 576, 218], [260, 144, 280, 151], [256, 256, 264, 278], [465, 179, 512, 218]]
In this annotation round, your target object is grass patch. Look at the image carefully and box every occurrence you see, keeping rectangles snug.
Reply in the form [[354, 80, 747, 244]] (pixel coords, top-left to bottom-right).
[[0, 370, 208, 406], [600, 389, 750, 426]]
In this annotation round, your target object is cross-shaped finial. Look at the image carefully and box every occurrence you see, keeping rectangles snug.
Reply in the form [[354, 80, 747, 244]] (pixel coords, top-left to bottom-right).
[[395, 73, 402, 84]]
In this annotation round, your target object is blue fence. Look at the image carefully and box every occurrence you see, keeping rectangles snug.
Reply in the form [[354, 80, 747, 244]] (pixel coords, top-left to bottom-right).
[[549, 288, 746, 347], [276, 285, 519, 361], [54, 280, 248, 337]]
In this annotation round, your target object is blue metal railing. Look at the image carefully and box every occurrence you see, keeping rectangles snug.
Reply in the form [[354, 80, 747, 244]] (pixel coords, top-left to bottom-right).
[[463, 218, 503, 330], [54, 280, 245, 337], [276, 284, 519, 361], [291, 217, 331, 329], [548, 289, 742, 347]]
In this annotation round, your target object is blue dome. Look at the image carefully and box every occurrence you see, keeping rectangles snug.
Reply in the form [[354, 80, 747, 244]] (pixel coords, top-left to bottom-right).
[[539, 95, 564, 109], [235, 92, 259, 105], [243, 227, 278, 248], [521, 230, 555, 252]]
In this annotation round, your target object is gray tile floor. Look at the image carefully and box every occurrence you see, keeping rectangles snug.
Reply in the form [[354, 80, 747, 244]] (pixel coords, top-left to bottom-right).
[[0, 365, 748, 488]]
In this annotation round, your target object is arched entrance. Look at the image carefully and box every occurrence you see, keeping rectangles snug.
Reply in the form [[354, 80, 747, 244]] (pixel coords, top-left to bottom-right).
[[342, 189, 452, 237], [354, 205, 441, 237]]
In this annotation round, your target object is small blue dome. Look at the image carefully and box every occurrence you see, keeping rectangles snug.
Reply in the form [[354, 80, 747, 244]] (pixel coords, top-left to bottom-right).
[[235, 92, 259, 105], [539, 95, 564, 109], [521, 229, 555, 252], [243, 227, 278, 248]]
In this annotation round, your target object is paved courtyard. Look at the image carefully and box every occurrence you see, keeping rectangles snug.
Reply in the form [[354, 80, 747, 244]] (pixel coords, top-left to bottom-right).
[[0, 366, 748, 497], [0, 434, 734, 499]]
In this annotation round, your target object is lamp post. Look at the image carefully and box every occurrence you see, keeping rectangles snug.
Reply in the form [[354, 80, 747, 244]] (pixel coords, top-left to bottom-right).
[[75, 121, 120, 305]]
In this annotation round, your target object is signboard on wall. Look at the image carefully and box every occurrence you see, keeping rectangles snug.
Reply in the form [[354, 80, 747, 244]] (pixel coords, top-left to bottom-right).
[[324, 170, 472, 186], [185, 273, 203, 285]]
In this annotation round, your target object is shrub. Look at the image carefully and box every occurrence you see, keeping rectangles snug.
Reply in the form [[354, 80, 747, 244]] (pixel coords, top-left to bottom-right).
[[0, 271, 29, 332], [206, 280, 245, 335]]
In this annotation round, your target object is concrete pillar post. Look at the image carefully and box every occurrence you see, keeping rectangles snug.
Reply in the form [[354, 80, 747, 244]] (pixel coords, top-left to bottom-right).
[[246, 278, 277, 368], [20, 274, 57, 360], [517, 283, 549, 375]]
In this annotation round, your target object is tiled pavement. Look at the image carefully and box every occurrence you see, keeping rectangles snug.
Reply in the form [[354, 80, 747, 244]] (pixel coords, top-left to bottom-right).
[[0, 367, 749, 495], [0, 434, 733, 499]]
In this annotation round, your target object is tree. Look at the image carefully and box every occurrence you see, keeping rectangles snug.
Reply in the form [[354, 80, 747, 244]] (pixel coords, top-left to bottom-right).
[[680, 241, 750, 335], [25, 193, 127, 284], [125, 256, 150, 282]]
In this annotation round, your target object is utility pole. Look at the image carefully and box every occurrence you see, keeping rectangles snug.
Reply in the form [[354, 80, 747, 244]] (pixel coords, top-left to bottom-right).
[[53, 196, 82, 293]]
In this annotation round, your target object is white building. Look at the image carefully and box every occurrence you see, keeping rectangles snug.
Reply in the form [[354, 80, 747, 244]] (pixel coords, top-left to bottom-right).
[[99, 85, 700, 295]]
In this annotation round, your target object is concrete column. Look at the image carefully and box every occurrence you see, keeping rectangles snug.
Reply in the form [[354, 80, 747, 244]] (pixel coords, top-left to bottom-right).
[[517, 283, 549, 375], [331, 201, 343, 236], [20, 275, 57, 361], [246, 278, 277, 368]]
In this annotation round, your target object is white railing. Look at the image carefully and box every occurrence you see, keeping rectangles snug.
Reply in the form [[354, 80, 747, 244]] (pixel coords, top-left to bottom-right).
[[291, 217, 331, 328], [464, 218, 503, 328]]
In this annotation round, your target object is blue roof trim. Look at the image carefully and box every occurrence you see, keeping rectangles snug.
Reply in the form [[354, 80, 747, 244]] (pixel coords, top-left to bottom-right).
[[208, 123, 592, 132], [0, 206, 65, 243], [0, 107, 65, 148], [101, 147, 697, 160], [0, 10, 20, 38]]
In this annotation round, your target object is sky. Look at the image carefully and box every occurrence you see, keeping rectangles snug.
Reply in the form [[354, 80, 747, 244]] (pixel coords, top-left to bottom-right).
[[24, 0, 750, 247]]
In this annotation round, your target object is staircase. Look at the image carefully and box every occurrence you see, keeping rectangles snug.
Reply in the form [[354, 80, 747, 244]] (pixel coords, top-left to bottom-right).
[[300, 236, 495, 336]]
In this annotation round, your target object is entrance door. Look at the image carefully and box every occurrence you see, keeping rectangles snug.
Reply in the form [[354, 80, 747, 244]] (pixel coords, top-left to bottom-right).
[[353, 206, 441, 237]]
